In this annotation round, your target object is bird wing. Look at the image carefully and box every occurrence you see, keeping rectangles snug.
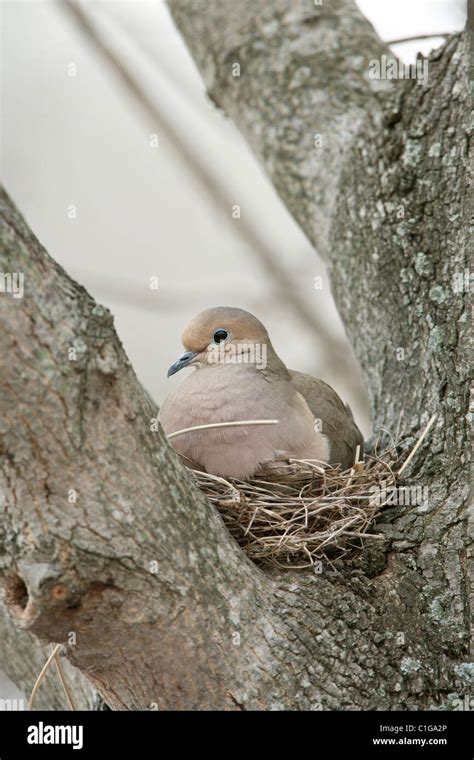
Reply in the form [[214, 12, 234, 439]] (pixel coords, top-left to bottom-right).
[[289, 370, 364, 470]]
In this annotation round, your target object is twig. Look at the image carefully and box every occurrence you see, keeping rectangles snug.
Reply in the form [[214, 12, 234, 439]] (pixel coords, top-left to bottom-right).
[[397, 414, 437, 476], [387, 33, 450, 45], [353, 444, 361, 465], [28, 644, 61, 711], [53, 649, 76, 711], [167, 419, 279, 440], [28, 644, 76, 711]]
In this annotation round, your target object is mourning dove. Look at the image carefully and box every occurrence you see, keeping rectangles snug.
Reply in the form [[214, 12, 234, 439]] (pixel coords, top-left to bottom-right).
[[159, 307, 364, 479]]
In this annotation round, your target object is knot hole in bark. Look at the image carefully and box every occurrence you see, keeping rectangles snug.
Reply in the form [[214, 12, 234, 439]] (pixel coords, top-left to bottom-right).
[[4, 573, 29, 614]]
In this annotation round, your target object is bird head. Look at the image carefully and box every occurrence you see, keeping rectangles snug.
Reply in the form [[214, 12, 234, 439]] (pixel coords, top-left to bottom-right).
[[166, 306, 281, 377]]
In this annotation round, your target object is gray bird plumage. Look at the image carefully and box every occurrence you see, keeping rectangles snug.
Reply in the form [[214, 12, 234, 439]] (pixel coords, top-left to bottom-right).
[[289, 370, 364, 470]]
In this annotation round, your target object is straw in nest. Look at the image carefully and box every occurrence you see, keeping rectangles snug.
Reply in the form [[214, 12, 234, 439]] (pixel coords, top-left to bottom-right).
[[172, 415, 437, 569]]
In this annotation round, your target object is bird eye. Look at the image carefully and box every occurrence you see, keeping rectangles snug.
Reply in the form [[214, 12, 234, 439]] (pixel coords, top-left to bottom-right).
[[212, 329, 228, 343]]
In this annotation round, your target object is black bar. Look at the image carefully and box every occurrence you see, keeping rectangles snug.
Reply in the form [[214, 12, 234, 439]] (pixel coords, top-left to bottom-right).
[[0, 709, 471, 758]]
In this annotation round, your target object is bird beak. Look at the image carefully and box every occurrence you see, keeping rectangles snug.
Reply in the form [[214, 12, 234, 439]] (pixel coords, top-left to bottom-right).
[[167, 351, 199, 378]]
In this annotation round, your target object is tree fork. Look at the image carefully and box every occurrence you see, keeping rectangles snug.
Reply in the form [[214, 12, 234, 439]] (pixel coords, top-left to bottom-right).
[[0, 0, 470, 709]]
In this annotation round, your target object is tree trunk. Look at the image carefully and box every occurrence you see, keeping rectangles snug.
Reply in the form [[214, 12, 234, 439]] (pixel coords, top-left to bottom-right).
[[0, 0, 470, 710], [0, 601, 101, 710]]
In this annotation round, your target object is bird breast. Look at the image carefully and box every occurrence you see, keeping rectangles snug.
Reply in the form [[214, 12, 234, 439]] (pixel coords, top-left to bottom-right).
[[159, 365, 330, 479]]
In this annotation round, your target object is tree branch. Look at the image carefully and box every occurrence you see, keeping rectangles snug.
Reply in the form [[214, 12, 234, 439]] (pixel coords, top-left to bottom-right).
[[166, 0, 393, 260], [0, 187, 278, 709]]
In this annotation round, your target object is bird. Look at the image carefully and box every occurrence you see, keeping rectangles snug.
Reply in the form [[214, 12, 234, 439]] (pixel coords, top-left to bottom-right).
[[158, 307, 364, 480]]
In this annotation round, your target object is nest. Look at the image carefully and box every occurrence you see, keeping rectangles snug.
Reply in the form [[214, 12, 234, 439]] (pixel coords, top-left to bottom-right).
[[191, 446, 398, 569], [180, 415, 436, 570], [168, 414, 437, 569]]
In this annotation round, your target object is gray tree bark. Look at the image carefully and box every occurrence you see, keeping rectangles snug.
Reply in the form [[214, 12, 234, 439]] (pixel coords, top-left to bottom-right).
[[0, 0, 470, 710]]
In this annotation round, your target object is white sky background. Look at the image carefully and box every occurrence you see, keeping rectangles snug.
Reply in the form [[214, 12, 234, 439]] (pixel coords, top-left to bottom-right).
[[0, 0, 466, 703]]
